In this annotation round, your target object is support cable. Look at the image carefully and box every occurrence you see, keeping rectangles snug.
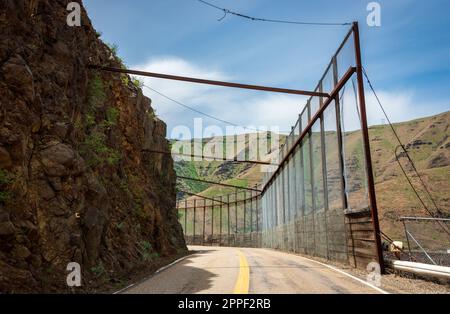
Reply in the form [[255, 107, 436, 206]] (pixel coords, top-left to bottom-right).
[[196, 0, 351, 26], [380, 231, 417, 262], [362, 67, 450, 237], [143, 84, 291, 134], [178, 175, 262, 192], [144, 149, 277, 166]]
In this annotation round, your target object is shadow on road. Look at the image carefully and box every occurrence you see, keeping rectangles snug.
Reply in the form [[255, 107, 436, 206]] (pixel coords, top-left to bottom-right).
[[124, 253, 219, 294]]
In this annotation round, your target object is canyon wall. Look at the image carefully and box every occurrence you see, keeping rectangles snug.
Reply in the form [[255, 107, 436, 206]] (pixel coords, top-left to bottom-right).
[[0, 0, 186, 292]]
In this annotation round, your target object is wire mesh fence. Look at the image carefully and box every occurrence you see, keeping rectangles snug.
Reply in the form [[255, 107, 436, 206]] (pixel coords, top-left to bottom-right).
[[260, 24, 381, 267], [178, 191, 262, 248], [177, 23, 383, 270]]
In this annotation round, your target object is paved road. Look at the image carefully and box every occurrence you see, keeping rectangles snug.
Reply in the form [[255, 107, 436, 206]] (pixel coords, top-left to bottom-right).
[[123, 246, 383, 294]]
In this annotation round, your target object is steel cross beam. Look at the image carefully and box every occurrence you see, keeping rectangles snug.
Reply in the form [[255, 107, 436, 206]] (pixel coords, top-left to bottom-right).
[[144, 149, 277, 166], [178, 190, 227, 204], [178, 176, 262, 193], [89, 65, 329, 98]]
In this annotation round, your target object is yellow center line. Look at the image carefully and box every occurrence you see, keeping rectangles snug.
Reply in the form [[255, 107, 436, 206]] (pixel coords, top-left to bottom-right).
[[233, 250, 250, 294]]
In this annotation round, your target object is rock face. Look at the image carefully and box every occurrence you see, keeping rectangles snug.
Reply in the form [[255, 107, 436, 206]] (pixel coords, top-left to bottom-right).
[[0, 0, 186, 293]]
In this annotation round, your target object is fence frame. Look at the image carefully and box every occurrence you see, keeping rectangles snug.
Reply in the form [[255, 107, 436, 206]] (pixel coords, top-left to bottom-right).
[[173, 22, 383, 271], [259, 22, 384, 271]]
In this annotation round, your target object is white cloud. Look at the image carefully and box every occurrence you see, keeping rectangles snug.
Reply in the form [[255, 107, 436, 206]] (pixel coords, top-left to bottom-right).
[[132, 56, 234, 127], [366, 90, 414, 126], [131, 56, 446, 139], [133, 56, 229, 109], [239, 94, 307, 131], [338, 86, 445, 132], [365, 89, 446, 127], [133, 56, 305, 137]]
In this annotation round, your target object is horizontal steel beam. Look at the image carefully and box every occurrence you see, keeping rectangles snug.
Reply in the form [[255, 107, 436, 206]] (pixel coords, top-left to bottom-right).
[[177, 193, 261, 210], [177, 176, 262, 192], [144, 149, 277, 166], [90, 65, 329, 98]]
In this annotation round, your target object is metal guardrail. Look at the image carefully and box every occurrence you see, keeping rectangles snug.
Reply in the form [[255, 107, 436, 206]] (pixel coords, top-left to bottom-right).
[[400, 216, 450, 266], [387, 260, 450, 281]]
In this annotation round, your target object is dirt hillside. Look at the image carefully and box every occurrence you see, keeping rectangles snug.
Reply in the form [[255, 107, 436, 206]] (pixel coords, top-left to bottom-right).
[[177, 111, 450, 244]]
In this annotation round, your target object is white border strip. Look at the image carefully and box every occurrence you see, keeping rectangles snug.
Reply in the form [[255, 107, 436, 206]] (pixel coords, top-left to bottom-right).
[[113, 254, 193, 294], [295, 254, 389, 294]]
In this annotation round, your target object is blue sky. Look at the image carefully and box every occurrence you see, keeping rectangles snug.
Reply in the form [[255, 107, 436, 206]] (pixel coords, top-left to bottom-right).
[[84, 0, 450, 137]]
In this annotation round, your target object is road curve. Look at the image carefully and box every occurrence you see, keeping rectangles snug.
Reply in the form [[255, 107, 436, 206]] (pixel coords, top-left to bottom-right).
[[122, 246, 381, 294]]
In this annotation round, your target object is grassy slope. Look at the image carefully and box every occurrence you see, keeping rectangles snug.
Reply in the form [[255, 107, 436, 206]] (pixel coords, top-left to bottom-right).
[[175, 132, 285, 198]]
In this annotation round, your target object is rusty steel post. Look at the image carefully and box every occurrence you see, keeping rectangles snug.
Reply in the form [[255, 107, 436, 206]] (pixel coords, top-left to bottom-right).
[[318, 81, 330, 260], [283, 162, 287, 247], [175, 201, 182, 229], [332, 56, 349, 212], [320, 115, 331, 260], [285, 155, 290, 224], [299, 112, 306, 218], [219, 196, 223, 246], [184, 200, 188, 238], [90, 65, 330, 98], [250, 190, 254, 233], [402, 220, 413, 261], [193, 199, 196, 244], [203, 199, 206, 246], [352, 21, 385, 273], [211, 197, 214, 245], [227, 194, 231, 246], [244, 192, 247, 234], [332, 55, 351, 263], [256, 192, 259, 233], [235, 191, 238, 235], [307, 102, 317, 256]]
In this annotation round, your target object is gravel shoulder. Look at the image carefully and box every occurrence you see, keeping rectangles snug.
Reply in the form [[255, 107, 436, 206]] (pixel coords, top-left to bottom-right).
[[265, 249, 450, 294]]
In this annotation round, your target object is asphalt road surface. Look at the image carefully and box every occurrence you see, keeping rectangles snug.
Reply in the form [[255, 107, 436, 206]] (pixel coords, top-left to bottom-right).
[[122, 246, 385, 294]]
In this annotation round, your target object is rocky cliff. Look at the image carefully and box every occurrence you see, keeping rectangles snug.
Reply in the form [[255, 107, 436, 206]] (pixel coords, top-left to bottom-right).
[[0, 0, 186, 293]]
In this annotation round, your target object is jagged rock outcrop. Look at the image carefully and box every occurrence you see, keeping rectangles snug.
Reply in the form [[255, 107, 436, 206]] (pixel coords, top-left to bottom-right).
[[0, 0, 186, 293]]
